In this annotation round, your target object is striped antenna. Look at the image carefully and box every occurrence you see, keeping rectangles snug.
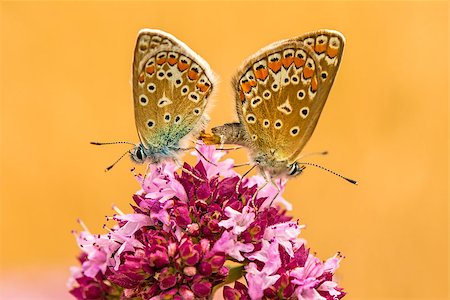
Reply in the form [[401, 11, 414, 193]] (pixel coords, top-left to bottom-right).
[[298, 162, 358, 185]]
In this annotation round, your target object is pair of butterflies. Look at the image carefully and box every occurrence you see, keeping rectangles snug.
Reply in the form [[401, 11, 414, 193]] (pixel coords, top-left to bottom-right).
[[95, 29, 355, 183]]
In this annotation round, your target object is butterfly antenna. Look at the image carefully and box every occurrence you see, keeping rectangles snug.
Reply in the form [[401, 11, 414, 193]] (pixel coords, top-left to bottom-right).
[[91, 141, 136, 146], [297, 162, 358, 185], [297, 150, 328, 159], [105, 149, 132, 172]]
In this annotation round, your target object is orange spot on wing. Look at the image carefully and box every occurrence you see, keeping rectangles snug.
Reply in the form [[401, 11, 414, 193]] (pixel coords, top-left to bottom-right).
[[327, 47, 338, 58], [138, 72, 145, 83], [145, 65, 155, 75], [294, 57, 305, 68], [156, 57, 166, 65], [282, 57, 294, 68], [268, 61, 282, 73], [311, 75, 318, 91], [314, 43, 327, 54], [249, 80, 257, 87], [196, 83, 210, 93], [188, 69, 199, 80], [167, 57, 177, 65], [239, 90, 245, 103], [178, 61, 189, 72], [255, 68, 268, 81], [241, 81, 252, 93], [303, 66, 313, 79]]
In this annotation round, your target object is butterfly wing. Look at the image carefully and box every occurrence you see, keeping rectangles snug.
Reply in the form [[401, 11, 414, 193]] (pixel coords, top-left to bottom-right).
[[233, 30, 344, 163], [133, 29, 215, 151], [290, 30, 345, 160]]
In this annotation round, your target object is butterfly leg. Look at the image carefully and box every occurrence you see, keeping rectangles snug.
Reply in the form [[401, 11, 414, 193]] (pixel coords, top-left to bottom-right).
[[268, 178, 281, 207], [235, 164, 257, 194], [233, 162, 251, 168], [180, 147, 218, 167], [251, 176, 269, 208], [173, 158, 205, 182]]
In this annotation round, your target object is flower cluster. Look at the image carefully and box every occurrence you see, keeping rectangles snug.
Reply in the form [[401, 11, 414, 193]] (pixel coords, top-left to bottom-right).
[[69, 144, 346, 300]]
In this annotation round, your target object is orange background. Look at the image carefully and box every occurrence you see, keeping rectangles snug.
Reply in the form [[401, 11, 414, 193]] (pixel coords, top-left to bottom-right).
[[0, 1, 448, 299]]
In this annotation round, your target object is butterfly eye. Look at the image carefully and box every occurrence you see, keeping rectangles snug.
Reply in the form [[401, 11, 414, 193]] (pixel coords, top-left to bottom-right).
[[136, 148, 144, 160], [297, 90, 306, 100], [139, 95, 149, 106], [300, 107, 309, 119]]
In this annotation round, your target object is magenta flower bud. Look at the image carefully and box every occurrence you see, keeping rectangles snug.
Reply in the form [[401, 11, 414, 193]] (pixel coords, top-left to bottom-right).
[[223, 286, 241, 300], [174, 205, 191, 227], [179, 285, 195, 300], [183, 266, 197, 277], [159, 268, 177, 290], [148, 248, 169, 268], [209, 255, 225, 271], [198, 261, 212, 276], [191, 280, 212, 298], [179, 240, 200, 265], [160, 288, 177, 298]]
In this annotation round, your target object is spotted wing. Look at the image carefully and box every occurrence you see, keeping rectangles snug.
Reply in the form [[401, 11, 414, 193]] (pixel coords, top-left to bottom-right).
[[233, 30, 344, 163], [133, 29, 215, 149]]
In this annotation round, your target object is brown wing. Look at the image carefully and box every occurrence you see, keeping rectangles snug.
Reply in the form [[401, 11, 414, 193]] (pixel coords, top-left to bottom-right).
[[133, 29, 215, 148], [232, 30, 344, 163], [289, 30, 345, 160]]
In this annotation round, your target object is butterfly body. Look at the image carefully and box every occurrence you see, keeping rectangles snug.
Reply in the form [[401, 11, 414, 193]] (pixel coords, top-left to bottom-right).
[[125, 29, 215, 165], [203, 30, 345, 179]]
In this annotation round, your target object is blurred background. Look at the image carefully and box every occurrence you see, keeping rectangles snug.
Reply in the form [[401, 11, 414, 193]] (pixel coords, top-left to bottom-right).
[[1, 1, 448, 299]]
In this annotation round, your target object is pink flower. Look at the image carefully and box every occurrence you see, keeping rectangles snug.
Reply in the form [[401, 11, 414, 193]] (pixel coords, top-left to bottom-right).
[[191, 143, 237, 179], [246, 261, 281, 300], [264, 221, 305, 257], [219, 205, 256, 235], [212, 230, 254, 261], [75, 231, 118, 277], [69, 144, 346, 300]]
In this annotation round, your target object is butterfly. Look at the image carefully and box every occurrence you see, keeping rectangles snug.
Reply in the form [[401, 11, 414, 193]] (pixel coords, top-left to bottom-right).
[[93, 29, 216, 170], [200, 30, 356, 183]]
